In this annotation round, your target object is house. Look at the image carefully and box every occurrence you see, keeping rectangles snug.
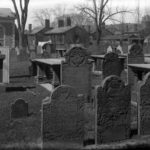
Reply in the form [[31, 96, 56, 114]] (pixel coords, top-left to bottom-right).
[[27, 19, 52, 51], [0, 8, 15, 48], [45, 24, 89, 56]]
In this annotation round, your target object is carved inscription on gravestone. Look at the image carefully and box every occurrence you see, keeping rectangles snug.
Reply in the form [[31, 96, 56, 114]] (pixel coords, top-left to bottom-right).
[[11, 99, 28, 119], [102, 52, 123, 78], [97, 75, 130, 143], [62, 46, 92, 101], [140, 72, 150, 135], [42, 85, 85, 145]]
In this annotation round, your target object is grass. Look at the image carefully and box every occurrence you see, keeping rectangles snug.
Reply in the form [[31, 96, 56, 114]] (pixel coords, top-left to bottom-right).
[[0, 80, 50, 148]]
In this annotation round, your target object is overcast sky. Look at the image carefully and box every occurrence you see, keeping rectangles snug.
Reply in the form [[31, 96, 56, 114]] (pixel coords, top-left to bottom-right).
[[0, 0, 149, 27]]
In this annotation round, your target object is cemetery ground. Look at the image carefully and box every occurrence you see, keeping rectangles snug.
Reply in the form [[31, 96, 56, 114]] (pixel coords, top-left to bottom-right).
[[0, 59, 148, 150], [1, 50, 150, 150]]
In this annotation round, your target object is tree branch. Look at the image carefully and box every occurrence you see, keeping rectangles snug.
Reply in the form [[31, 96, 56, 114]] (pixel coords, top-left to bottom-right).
[[11, 0, 21, 30], [103, 10, 131, 23]]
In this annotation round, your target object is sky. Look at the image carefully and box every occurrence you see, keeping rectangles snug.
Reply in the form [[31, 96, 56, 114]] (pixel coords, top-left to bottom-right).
[[0, 0, 150, 27]]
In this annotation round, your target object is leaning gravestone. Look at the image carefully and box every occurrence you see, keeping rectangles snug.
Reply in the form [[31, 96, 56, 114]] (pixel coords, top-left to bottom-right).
[[61, 46, 92, 102], [102, 52, 123, 79], [42, 85, 85, 148], [139, 72, 150, 135], [96, 75, 130, 144], [11, 98, 28, 119]]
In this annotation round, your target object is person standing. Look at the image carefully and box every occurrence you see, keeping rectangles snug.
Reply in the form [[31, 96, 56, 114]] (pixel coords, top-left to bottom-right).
[[116, 41, 123, 54]]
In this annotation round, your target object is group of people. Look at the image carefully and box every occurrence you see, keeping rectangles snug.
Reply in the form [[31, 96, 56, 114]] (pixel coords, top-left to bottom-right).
[[106, 39, 143, 55], [106, 40, 123, 54]]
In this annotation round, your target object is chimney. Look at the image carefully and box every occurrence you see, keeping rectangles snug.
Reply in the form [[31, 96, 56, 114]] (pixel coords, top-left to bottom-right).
[[66, 17, 71, 26], [45, 19, 50, 28], [28, 24, 32, 33], [58, 19, 64, 27]]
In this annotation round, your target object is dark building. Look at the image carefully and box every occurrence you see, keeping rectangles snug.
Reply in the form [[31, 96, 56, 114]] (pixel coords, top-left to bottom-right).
[[27, 19, 52, 51], [45, 25, 89, 56]]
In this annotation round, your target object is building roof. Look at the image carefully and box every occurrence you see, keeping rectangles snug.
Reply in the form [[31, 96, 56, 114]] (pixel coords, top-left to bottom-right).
[[45, 26, 75, 34], [0, 8, 15, 18], [29, 26, 44, 35]]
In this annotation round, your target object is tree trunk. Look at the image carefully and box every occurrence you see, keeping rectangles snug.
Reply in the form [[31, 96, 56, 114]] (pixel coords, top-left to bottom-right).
[[96, 29, 102, 45], [18, 31, 23, 51]]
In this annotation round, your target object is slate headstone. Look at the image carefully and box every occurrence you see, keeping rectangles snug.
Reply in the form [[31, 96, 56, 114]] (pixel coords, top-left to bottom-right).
[[42, 85, 85, 146], [11, 98, 28, 119], [128, 43, 144, 85], [96, 75, 131, 144], [139, 72, 150, 135], [62, 46, 92, 102], [102, 52, 123, 78]]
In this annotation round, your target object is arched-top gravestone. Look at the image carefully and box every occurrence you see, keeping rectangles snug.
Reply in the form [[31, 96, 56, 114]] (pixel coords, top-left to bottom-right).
[[61, 46, 92, 102], [139, 72, 150, 135], [11, 98, 28, 119], [42, 85, 85, 146], [128, 43, 144, 85], [102, 52, 123, 78], [96, 75, 130, 144]]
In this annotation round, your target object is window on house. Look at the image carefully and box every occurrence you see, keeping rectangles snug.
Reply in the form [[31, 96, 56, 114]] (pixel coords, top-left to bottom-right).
[[0, 26, 4, 46]]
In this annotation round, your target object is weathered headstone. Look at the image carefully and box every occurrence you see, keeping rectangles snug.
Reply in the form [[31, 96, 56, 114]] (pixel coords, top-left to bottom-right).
[[96, 75, 131, 144], [128, 44, 144, 85], [11, 98, 28, 119], [139, 72, 150, 135], [61, 46, 92, 102], [102, 52, 123, 78], [42, 85, 85, 147]]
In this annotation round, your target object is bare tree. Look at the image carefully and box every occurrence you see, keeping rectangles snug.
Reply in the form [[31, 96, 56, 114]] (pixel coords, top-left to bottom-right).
[[33, 4, 67, 28], [70, 12, 93, 26], [33, 8, 53, 26], [77, 0, 130, 45], [11, 0, 30, 50]]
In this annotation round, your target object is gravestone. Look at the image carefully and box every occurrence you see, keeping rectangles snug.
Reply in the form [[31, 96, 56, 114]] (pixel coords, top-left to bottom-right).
[[96, 75, 130, 144], [139, 72, 150, 135], [11, 99, 28, 119], [61, 46, 92, 102], [42, 85, 85, 147], [102, 52, 123, 78], [128, 44, 144, 85]]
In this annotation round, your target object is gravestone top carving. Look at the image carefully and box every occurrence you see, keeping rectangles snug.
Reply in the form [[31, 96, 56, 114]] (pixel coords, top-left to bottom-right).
[[64, 46, 89, 67], [129, 43, 143, 57]]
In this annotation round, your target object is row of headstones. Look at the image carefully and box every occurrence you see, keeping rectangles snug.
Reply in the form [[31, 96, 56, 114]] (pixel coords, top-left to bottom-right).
[[41, 46, 147, 147], [10, 44, 144, 119], [42, 47, 148, 148], [42, 72, 150, 146]]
